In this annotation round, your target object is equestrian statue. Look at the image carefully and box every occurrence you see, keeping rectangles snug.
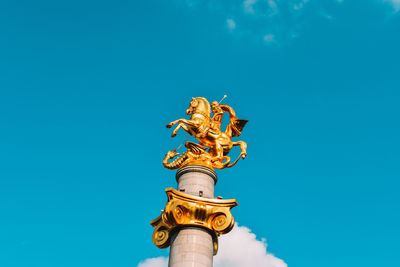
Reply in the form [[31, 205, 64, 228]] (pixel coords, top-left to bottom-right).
[[164, 96, 248, 170]]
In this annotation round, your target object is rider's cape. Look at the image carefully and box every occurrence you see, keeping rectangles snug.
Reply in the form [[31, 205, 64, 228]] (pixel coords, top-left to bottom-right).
[[220, 104, 248, 137]]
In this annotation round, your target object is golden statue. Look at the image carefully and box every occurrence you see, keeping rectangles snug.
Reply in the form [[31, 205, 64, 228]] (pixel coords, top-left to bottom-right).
[[164, 96, 248, 170]]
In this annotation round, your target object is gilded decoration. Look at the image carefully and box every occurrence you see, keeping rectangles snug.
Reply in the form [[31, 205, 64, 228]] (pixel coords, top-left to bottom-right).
[[150, 188, 238, 255], [164, 96, 248, 170]]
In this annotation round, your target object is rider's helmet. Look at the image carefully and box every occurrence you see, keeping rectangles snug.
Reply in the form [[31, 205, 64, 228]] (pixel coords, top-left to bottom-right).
[[211, 101, 219, 109]]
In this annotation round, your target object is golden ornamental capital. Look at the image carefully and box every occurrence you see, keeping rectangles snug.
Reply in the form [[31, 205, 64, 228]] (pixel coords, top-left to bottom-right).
[[150, 188, 238, 255]]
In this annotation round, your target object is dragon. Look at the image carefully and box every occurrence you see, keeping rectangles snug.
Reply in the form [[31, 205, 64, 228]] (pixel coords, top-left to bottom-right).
[[163, 142, 242, 170]]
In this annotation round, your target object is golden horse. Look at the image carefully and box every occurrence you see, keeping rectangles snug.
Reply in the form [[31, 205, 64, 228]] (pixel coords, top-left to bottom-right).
[[166, 97, 247, 167]]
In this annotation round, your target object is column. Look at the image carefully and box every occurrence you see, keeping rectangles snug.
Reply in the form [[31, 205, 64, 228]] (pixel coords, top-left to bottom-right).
[[168, 165, 217, 267]]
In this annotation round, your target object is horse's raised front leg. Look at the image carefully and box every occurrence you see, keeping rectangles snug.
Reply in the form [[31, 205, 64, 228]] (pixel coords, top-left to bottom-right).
[[171, 123, 183, 137], [167, 118, 198, 128], [180, 124, 196, 136], [167, 119, 200, 138], [166, 119, 181, 129], [172, 123, 198, 138]]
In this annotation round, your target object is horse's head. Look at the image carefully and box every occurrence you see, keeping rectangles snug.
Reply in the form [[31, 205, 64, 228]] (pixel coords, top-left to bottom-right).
[[186, 97, 210, 116], [186, 97, 198, 115]]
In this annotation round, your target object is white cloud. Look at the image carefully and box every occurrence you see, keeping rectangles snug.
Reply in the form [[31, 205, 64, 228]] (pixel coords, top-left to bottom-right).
[[268, 0, 279, 15], [226, 19, 236, 30], [263, 34, 275, 43], [293, 0, 309, 11], [137, 256, 168, 267], [386, 0, 400, 10], [178, 0, 400, 45], [137, 224, 287, 267], [178, 0, 313, 44], [214, 224, 287, 267], [244, 0, 258, 14]]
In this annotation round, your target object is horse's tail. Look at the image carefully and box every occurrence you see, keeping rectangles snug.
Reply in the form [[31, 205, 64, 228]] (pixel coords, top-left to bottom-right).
[[227, 153, 243, 168]]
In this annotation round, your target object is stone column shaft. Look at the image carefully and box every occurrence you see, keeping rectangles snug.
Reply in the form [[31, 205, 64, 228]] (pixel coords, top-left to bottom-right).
[[168, 166, 217, 267]]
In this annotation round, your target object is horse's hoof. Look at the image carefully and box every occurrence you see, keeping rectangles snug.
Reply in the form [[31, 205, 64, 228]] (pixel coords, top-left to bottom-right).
[[171, 133, 177, 138], [241, 153, 247, 159], [166, 124, 172, 128]]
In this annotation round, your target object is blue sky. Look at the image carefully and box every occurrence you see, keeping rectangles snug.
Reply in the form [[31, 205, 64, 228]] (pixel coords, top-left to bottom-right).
[[1, 0, 400, 266]]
